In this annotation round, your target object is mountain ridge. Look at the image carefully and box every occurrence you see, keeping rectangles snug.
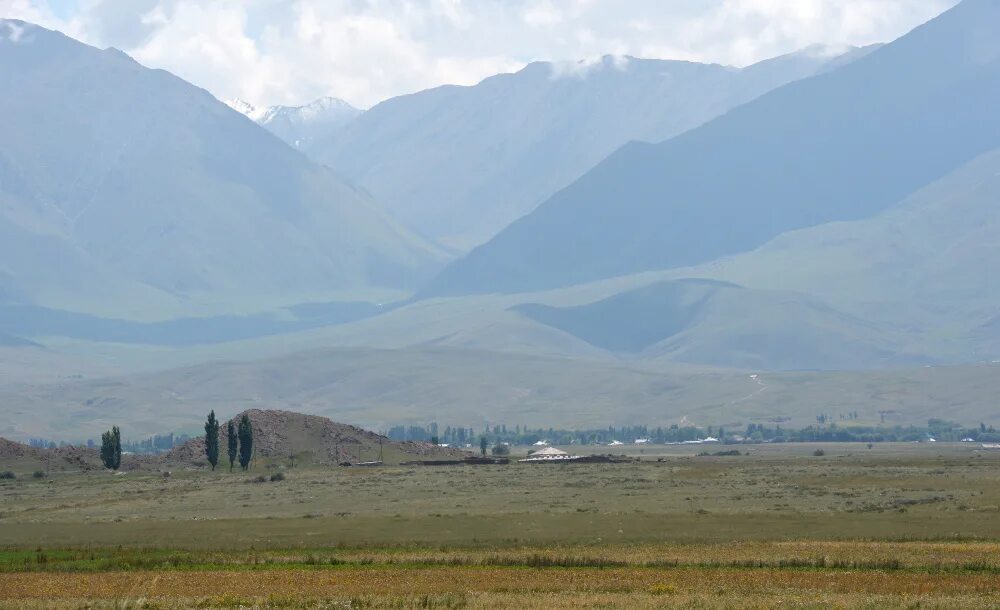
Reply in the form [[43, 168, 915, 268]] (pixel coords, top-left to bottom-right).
[[311, 45, 869, 250], [0, 19, 444, 319], [424, 0, 1000, 295], [227, 96, 362, 148]]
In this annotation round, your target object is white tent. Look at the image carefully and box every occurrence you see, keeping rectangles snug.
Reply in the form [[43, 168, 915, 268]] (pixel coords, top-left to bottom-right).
[[530, 446, 568, 457]]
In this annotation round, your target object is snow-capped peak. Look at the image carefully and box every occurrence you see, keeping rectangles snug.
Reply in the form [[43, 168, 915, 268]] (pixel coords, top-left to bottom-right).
[[223, 96, 362, 148], [300, 96, 359, 118], [225, 98, 269, 122]]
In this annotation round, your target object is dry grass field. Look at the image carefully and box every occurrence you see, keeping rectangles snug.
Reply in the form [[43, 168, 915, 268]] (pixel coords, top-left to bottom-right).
[[2, 443, 999, 607]]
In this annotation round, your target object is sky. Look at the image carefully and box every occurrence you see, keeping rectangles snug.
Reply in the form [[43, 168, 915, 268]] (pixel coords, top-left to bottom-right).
[[1, 0, 958, 109]]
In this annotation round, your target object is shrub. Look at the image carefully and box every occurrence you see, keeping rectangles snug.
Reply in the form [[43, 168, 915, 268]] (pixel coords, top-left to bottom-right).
[[0, 471, 15, 480], [491, 443, 511, 456], [32, 471, 46, 479], [813, 449, 826, 457], [270, 472, 286, 482]]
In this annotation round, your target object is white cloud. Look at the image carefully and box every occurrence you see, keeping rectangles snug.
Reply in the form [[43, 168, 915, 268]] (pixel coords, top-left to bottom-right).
[[0, 0, 959, 108], [524, 1, 563, 27]]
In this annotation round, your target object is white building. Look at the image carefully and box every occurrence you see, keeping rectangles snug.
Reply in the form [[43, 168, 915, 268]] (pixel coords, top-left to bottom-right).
[[519, 446, 581, 463]]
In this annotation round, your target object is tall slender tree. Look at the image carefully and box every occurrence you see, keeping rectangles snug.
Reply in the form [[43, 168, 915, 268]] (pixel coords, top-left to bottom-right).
[[204, 411, 219, 471], [100, 429, 115, 470], [237, 414, 253, 471], [226, 420, 238, 472], [101, 426, 122, 470], [112, 426, 121, 470]]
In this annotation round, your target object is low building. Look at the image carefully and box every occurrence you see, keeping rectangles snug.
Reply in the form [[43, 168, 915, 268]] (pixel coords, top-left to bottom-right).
[[518, 446, 581, 463]]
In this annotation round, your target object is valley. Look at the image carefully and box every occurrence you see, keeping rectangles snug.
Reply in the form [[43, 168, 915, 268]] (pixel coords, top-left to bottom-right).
[[0, 2, 998, 606]]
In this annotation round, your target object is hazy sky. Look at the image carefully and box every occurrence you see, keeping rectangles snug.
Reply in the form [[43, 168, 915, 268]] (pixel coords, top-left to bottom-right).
[[2, 0, 958, 108]]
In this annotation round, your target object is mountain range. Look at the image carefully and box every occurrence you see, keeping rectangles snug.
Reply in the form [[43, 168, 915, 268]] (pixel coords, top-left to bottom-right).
[[0, 19, 442, 320], [309, 46, 875, 250], [2, 2, 999, 438], [426, 0, 1000, 296]]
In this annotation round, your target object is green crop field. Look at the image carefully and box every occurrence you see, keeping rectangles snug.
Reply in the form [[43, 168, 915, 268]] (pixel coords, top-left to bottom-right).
[[2, 443, 999, 607]]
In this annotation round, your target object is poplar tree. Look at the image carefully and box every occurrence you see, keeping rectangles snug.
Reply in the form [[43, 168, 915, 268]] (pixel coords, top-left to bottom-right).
[[100, 429, 115, 470], [101, 426, 122, 470], [113, 426, 121, 470], [227, 420, 238, 472], [237, 414, 253, 471], [204, 411, 219, 471]]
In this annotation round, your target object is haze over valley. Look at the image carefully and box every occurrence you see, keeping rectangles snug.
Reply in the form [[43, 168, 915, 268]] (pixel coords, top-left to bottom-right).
[[1, 1, 998, 441]]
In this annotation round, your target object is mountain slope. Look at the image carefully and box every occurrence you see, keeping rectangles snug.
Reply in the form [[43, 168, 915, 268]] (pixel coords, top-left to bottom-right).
[[228, 97, 362, 149], [426, 0, 1000, 295], [312, 46, 871, 250], [0, 20, 444, 318], [675, 147, 1000, 360], [513, 279, 922, 370]]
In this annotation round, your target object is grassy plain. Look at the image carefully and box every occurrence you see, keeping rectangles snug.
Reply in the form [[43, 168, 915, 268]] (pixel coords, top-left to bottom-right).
[[2, 443, 999, 607]]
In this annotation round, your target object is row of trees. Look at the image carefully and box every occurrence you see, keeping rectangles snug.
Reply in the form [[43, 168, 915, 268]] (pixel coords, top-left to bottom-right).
[[390, 419, 1000, 448], [96, 412, 255, 472], [203, 411, 254, 471]]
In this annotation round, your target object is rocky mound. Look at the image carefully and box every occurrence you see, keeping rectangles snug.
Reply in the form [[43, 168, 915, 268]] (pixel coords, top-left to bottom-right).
[[0, 437, 104, 471], [166, 409, 467, 466]]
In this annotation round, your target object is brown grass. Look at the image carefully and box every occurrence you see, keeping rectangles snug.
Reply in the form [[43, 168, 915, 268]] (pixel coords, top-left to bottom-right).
[[2, 565, 999, 608]]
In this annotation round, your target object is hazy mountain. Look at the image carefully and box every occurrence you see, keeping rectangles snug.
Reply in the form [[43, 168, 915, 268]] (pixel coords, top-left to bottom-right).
[[497, 146, 1000, 368], [311, 45, 873, 250], [0, 331, 35, 347], [426, 0, 1000, 295], [679, 148, 1000, 360], [0, 20, 444, 319], [227, 96, 362, 149], [513, 279, 923, 370]]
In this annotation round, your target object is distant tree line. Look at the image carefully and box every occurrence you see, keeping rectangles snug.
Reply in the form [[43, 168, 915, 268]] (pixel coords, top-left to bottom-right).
[[387, 419, 1000, 446], [391, 423, 710, 446], [31, 433, 190, 455], [387, 423, 479, 446], [28, 416, 1000, 463], [121, 433, 190, 454]]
